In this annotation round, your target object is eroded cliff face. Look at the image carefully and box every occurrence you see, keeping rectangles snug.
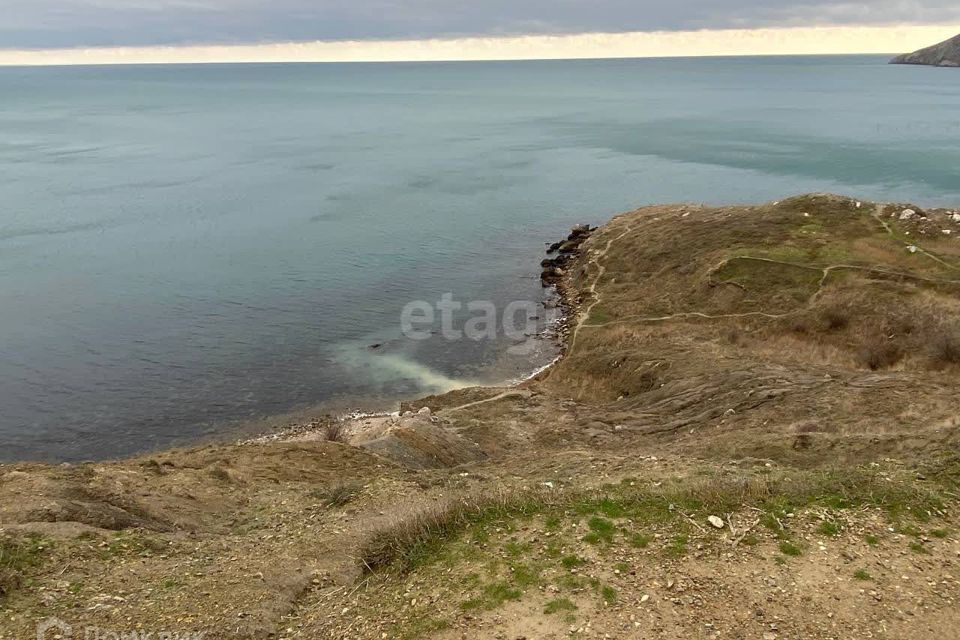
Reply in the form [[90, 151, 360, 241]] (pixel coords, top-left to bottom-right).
[[891, 33, 960, 67]]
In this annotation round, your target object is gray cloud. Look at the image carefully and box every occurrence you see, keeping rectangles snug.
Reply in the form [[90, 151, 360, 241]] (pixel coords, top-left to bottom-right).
[[2, 0, 959, 48]]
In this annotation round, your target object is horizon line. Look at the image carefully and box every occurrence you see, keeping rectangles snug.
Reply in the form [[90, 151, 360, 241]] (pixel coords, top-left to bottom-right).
[[1, 24, 958, 67]]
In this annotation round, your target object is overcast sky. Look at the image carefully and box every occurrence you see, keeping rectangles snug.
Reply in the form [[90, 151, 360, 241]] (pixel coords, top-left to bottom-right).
[[3, 0, 960, 49]]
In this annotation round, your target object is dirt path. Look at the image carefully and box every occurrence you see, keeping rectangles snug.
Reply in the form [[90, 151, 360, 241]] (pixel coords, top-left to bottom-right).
[[568, 222, 639, 348], [872, 203, 960, 273], [581, 253, 960, 330], [444, 389, 533, 413]]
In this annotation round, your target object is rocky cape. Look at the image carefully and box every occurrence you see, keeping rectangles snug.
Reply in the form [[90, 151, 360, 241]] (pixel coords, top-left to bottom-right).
[[890, 33, 960, 67]]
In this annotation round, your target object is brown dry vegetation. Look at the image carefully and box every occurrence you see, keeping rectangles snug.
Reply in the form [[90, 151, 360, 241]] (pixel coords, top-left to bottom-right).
[[1, 194, 960, 639]]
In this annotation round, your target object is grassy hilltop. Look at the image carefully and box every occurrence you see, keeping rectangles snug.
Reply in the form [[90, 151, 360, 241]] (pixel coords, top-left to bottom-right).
[[2, 194, 960, 639]]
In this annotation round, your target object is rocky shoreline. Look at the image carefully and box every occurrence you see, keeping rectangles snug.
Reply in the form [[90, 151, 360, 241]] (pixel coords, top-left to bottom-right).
[[243, 223, 597, 448], [539, 222, 596, 352]]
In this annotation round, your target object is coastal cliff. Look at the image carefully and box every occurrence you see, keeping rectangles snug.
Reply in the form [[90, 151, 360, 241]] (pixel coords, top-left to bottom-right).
[[891, 33, 960, 67], [3, 195, 960, 639]]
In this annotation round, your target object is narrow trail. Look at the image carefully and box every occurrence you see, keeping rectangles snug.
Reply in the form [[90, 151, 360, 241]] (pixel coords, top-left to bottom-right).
[[568, 222, 638, 351], [579, 251, 960, 331], [584, 309, 790, 328], [444, 389, 532, 413], [872, 204, 960, 273]]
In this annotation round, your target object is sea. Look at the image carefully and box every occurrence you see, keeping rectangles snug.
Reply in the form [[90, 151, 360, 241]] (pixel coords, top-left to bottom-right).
[[2, 55, 959, 462]]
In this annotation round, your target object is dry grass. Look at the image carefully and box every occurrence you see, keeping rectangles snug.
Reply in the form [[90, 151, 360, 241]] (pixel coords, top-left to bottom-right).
[[818, 305, 851, 331], [358, 489, 561, 572], [929, 325, 960, 368], [857, 335, 904, 371], [325, 422, 348, 443], [313, 482, 363, 508], [547, 196, 960, 405]]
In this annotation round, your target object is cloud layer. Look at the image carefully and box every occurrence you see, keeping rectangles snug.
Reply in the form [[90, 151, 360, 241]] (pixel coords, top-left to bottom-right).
[[3, 0, 960, 49], [3, 25, 959, 65]]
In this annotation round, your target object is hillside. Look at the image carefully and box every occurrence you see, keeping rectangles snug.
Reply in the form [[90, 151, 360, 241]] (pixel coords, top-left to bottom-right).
[[2, 195, 960, 639], [891, 34, 960, 67]]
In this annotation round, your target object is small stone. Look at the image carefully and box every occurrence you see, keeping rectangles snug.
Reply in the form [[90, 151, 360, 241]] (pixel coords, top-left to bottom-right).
[[708, 516, 725, 529], [640, 594, 650, 603]]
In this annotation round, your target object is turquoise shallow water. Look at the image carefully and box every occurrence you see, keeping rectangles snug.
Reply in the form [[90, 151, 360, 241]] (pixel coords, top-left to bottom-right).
[[1, 55, 959, 461]]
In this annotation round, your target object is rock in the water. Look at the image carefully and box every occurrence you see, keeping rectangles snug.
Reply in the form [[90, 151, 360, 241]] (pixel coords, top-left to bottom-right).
[[891, 33, 960, 67], [541, 223, 593, 287]]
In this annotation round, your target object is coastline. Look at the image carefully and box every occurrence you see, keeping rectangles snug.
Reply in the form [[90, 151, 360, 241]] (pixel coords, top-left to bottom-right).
[[239, 223, 592, 449], [5, 196, 960, 640]]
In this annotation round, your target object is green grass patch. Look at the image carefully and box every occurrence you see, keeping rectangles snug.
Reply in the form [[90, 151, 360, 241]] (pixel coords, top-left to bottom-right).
[[1, 534, 50, 599], [864, 534, 880, 546], [509, 563, 541, 588], [713, 256, 821, 304], [853, 569, 873, 581], [544, 597, 577, 615], [628, 532, 653, 548], [908, 541, 929, 555], [665, 534, 689, 558], [461, 582, 522, 611], [740, 534, 760, 546], [587, 307, 611, 324], [97, 531, 166, 561], [398, 616, 450, 640], [930, 528, 949, 539], [600, 585, 617, 605], [586, 517, 616, 543], [560, 554, 586, 569], [818, 521, 842, 537], [504, 541, 531, 557], [779, 541, 803, 557], [557, 574, 590, 591], [359, 467, 949, 574]]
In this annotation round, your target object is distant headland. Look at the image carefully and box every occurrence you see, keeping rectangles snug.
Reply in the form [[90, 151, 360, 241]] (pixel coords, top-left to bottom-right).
[[891, 33, 960, 67]]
